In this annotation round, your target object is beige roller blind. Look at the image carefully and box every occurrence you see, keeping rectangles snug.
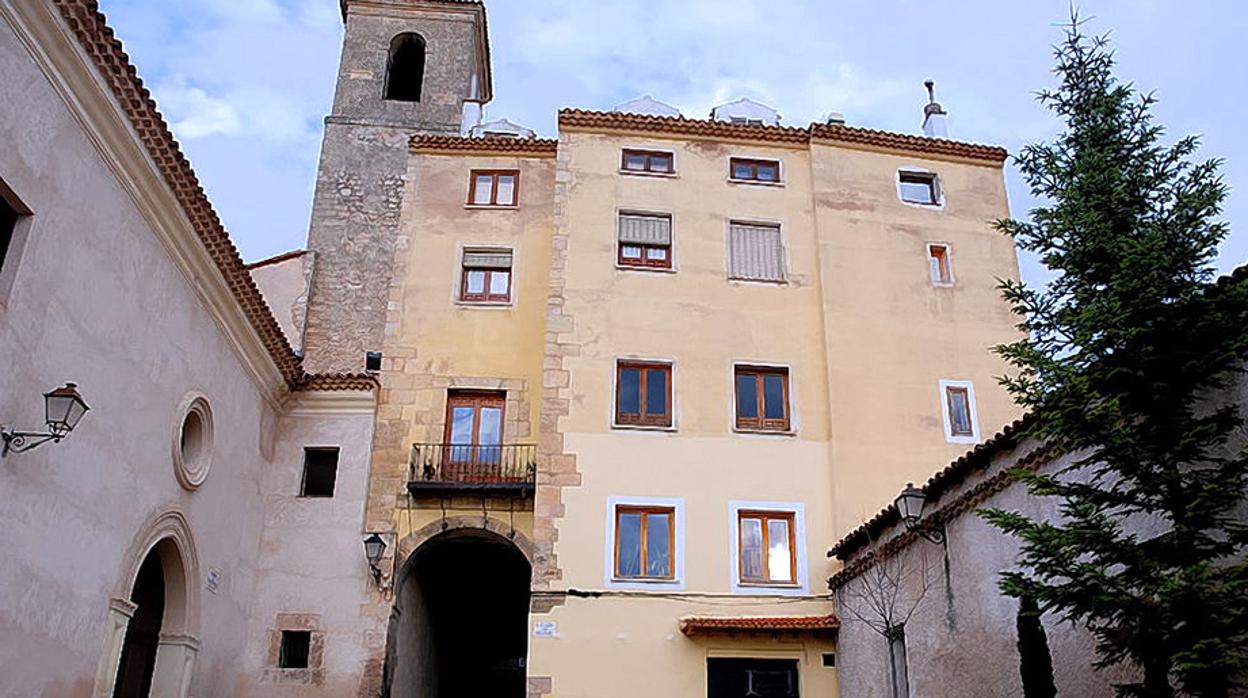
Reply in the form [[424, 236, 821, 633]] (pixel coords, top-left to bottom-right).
[[618, 213, 672, 245], [728, 222, 785, 281], [462, 249, 513, 269]]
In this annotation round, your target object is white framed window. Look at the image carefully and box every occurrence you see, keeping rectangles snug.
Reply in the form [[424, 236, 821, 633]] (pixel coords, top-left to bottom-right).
[[728, 501, 808, 595], [604, 496, 685, 590], [926, 243, 953, 286], [897, 168, 944, 208], [939, 379, 980, 444]]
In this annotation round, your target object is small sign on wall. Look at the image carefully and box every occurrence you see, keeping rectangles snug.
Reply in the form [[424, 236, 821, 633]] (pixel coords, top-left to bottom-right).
[[206, 567, 222, 594], [533, 621, 558, 638]]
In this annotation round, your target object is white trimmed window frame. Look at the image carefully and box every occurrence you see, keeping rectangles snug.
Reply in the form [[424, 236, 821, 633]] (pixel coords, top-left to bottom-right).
[[896, 166, 946, 210], [729, 360, 798, 436], [603, 495, 686, 590], [619, 146, 679, 178], [726, 154, 786, 187], [614, 207, 678, 275], [939, 379, 981, 444], [925, 242, 955, 287], [452, 243, 517, 309], [728, 500, 808, 595], [609, 355, 679, 432]]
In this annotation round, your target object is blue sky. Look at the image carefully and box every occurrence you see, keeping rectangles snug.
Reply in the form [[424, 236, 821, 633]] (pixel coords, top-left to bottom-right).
[[96, 0, 1247, 285]]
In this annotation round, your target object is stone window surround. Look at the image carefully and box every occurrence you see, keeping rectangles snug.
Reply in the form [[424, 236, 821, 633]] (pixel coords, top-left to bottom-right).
[[263, 613, 325, 685], [172, 392, 214, 491]]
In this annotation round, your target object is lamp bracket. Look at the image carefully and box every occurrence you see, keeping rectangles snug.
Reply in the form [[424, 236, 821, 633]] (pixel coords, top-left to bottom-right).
[[906, 520, 946, 545], [1, 427, 62, 457]]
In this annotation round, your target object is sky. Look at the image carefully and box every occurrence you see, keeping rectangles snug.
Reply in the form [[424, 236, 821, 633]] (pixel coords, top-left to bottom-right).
[[95, 0, 1248, 287]]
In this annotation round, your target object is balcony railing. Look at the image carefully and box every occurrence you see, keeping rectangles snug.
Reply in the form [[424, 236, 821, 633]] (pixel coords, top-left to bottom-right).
[[407, 443, 537, 497]]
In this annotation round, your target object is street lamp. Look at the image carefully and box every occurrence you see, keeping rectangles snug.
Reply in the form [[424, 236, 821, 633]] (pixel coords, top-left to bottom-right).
[[893, 482, 946, 544], [363, 533, 387, 585], [2, 383, 90, 457]]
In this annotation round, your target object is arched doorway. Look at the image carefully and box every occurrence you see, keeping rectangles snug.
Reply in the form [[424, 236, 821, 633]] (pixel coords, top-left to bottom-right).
[[112, 549, 165, 696], [386, 527, 531, 698]]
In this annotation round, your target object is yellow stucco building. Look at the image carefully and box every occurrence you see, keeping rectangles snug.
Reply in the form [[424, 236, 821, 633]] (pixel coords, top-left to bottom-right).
[[313, 0, 1022, 688]]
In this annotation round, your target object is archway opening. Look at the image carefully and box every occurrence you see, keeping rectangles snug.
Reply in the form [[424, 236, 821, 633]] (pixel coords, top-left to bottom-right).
[[385, 33, 426, 102], [387, 528, 531, 698], [113, 548, 165, 697]]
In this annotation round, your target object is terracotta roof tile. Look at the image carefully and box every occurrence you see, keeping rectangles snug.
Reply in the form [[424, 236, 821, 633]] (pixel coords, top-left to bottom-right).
[[295, 373, 379, 392], [410, 135, 558, 156], [809, 122, 1007, 163], [53, 0, 304, 387], [679, 614, 840, 637], [828, 416, 1032, 560], [559, 109, 811, 146]]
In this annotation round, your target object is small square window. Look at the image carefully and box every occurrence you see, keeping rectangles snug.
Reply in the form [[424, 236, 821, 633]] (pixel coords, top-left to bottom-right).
[[301, 448, 339, 497], [278, 630, 311, 669], [365, 351, 382, 371], [614, 505, 675, 579], [927, 244, 952, 285], [729, 157, 781, 183], [738, 510, 796, 584], [735, 366, 790, 432], [460, 249, 513, 303], [899, 171, 940, 205], [618, 213, 672, 269], [615, 361, 672, 427], [468, 170, 519, 206], [621, 149, 674, 175]]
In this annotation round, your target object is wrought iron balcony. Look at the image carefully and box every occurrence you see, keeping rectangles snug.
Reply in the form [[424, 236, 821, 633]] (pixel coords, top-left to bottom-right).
[[407, 443, 537, 497]]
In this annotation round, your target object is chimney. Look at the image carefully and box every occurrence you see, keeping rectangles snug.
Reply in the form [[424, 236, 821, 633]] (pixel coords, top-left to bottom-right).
[[825, 111, 846, 126], [460, 73, 484, 136], [922, 80, 948, 138]]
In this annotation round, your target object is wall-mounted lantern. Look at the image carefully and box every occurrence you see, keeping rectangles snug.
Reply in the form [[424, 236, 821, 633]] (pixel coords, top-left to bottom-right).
[[363, 533, 387, 585], [894, 482, 946, 544], [2, 383, 90, 457]]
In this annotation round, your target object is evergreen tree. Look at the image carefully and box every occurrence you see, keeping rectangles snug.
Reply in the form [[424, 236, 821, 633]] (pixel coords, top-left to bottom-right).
[[980, 14, 1248, 697]]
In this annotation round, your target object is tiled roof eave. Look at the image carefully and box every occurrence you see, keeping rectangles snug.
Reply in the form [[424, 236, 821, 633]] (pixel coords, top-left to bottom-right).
[[678, 614, 840, 638], [410, 135, 559, 156]]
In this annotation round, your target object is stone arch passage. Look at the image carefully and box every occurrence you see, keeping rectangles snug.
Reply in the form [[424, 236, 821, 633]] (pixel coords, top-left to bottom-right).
[[385, 527, 531, 698]]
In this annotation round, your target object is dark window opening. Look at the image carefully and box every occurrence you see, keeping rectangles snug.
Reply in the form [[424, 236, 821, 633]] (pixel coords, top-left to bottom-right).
[[366, 351, 383, 371], [385, 33, 426, 102], [821, 653, 836, 668], [301, 447, 340, 497], [279, 630, 311, 669], [899, 171, 939, 205], [708, 658, 799, 698], [0, 193, 17, 274]]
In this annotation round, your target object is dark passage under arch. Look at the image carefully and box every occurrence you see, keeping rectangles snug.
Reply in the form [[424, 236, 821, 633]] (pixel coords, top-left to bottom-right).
[[386, 528, 531, 698], [113, 549, 165, 697], [385, 33, 426, 102]]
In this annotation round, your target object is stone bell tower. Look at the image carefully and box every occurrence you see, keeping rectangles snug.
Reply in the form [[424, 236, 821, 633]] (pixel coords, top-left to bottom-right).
[[300, 0, 491, 373]]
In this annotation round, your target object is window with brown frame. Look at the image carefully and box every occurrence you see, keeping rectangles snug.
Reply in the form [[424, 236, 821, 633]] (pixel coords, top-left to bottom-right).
[[621, 149, 674, 175], [617, 212, 672, 269], [945, 385, 974, 437], [734, 366, 790, 431], [468, 169, 519, 206], [444, 390, 505, 466], [614, 505, 675, 579], [729, 157, 781, 183], [460, 248, 512, 303], [615, 361, 672, 427], [927, 244, 952, 285], [738, 510, 796, 584]]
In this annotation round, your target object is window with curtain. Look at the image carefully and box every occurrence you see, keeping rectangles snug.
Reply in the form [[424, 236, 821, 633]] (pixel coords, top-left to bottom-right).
[[460, 248, 513, 303], [614, 506, 674, 579], [618, 212, 673, 269], [738, 510, 796, 584]]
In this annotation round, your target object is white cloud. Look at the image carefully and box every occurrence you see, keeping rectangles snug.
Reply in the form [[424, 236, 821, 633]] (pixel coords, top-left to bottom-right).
[[154, 84, 241, 139]]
